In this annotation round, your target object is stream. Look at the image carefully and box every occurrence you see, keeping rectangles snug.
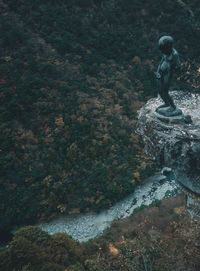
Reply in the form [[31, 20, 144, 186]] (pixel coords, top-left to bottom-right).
[[39, 170, 180, 242]]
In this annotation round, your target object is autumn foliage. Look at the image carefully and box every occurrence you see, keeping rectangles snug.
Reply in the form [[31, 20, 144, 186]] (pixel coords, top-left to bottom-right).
[[1, 195, 199, 271], [0, 0, 200, 237]]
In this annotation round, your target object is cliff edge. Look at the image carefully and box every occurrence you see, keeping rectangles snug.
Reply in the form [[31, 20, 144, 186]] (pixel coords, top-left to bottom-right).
[[137, 91, 200, 196]]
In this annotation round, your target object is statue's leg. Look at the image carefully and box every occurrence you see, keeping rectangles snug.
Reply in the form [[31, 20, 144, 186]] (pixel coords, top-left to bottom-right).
[[166, 95, 176, 111], [157, 79, 170, 110], [156, 69, 182, 116], [163, 73, 176, 110]]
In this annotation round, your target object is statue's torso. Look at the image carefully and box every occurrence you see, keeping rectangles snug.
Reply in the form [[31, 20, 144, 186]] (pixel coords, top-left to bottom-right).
[[160, 48, 180, 77]]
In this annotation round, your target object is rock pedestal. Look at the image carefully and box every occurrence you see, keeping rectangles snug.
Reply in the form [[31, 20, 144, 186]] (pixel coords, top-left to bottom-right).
[[137, 91, 200, 219]]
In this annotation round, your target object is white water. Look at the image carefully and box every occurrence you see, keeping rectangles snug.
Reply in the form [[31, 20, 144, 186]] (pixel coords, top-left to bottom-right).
[[39, 172, 180, 242]]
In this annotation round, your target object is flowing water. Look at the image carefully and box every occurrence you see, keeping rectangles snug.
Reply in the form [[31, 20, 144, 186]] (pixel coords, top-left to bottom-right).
[[39, 171, 180, 242]]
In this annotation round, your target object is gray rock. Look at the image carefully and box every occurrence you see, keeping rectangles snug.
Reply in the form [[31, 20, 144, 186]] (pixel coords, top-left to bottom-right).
[[187, 194, 200, 220], [137, 91, 200, 195]]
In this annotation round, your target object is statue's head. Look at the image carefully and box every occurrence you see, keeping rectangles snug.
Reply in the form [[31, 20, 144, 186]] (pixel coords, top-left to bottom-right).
[[158, 36, 174, 55]]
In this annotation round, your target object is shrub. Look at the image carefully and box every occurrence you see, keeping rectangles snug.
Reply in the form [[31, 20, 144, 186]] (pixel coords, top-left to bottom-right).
[[48, 233, 83, 266], [10, 237, 46, 270], [13, 226, 50, 246]]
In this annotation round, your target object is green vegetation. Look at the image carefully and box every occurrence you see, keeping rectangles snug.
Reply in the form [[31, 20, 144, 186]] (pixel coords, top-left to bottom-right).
[[0, 226, 83, 271], [0, 0, 200, 247], [1, 195, 199, 271]]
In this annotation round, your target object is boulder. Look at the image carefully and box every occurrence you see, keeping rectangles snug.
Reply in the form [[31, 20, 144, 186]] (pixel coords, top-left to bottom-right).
[[137, 91, 200, 195]]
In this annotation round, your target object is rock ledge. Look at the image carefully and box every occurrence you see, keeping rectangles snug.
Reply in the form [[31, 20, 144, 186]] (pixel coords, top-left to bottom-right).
[[137, 91, 200, 195]]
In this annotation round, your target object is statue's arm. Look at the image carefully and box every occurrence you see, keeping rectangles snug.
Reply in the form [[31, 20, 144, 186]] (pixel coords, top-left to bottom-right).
[[173, 50, 181, 71], [175, 53, 181, 70], [156, 56, 164, 79]]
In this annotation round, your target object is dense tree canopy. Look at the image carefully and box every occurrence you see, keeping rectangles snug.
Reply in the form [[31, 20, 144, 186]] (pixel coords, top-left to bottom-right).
[[0, 0, 199, 235]]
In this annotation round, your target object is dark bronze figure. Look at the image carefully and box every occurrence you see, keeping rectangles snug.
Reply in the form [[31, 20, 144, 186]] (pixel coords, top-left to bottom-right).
[[156, 36, 182, 116]]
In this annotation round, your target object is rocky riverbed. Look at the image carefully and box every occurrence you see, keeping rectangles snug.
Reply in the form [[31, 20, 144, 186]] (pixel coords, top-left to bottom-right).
[[39, 172, 180, 242]]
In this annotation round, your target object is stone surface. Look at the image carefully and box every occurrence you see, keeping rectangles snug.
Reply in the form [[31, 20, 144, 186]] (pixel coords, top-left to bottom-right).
[[137, 91, 200, 195], [186, 193, 200, 220]]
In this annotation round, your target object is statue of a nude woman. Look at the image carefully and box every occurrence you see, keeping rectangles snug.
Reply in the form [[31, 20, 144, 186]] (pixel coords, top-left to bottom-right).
[[156, 36, 182, 116]]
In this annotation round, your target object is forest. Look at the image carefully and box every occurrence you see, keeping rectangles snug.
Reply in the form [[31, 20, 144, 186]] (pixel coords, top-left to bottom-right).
[[0, 0, 200, 270]]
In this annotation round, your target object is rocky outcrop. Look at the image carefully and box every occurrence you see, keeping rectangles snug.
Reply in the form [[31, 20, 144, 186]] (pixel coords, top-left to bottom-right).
[[137, 91, 200, 195]]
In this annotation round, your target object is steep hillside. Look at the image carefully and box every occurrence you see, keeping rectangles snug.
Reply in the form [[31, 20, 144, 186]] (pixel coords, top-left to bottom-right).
[[0, 0, 200, 232], [1, 194, 199, 271]]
